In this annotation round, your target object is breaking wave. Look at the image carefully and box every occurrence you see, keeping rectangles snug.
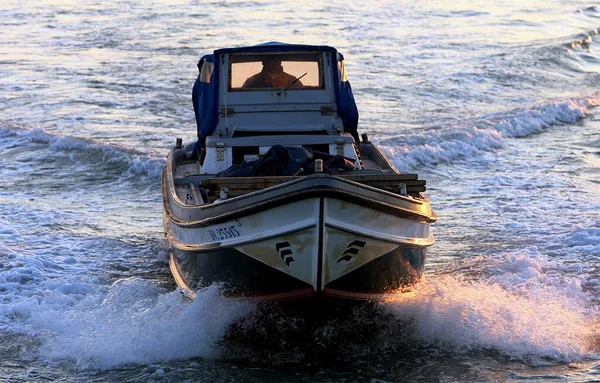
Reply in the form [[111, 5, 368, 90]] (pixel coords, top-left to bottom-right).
[[0, 125, 165, 181], [380, 94, 600, 173]]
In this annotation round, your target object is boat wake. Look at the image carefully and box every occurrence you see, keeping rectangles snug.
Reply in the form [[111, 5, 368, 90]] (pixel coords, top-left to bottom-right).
[[220, 247, 600, 369], [33, 280, 253, 370], [379, 94, 600, 173], [3, 245, 597, 371], [382, 276, 597, 366], [0, 125, 165, 184]]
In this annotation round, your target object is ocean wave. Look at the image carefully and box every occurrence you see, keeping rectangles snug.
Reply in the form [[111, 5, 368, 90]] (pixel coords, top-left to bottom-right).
[[379, 94, 600, 172], [0, 125, 165, 181]]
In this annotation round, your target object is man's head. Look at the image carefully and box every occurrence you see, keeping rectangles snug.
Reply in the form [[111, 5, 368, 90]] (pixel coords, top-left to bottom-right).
[[262, 57, 283, 73]]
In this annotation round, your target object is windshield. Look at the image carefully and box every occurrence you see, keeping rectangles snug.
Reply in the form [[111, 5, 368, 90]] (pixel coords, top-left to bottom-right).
[[229, 53, 323, 91]]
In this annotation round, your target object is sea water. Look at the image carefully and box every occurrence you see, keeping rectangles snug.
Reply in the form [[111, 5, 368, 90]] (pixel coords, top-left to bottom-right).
[[1, 0, 600, 381]]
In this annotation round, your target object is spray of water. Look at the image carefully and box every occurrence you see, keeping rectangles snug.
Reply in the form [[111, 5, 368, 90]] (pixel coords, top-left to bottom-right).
[[381, 252, 599, 365]]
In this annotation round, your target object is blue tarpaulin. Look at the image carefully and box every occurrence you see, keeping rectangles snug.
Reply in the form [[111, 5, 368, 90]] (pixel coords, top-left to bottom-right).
[[191, 54, 218, 152], [192, 42, 359, 151]]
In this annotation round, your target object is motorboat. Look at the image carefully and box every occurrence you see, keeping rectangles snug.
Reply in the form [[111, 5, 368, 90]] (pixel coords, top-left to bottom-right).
[[162, 42, 437, 302]]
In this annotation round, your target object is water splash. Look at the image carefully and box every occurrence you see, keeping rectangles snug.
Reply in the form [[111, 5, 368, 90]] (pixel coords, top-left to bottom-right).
[[382, 249, 600, 365], [32, 279, 253, 370]]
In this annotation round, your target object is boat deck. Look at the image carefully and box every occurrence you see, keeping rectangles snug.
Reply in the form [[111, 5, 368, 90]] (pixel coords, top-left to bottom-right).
[[171, 154, 427, 206]]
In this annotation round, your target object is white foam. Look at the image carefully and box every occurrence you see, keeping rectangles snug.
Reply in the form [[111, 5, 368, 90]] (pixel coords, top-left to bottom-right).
[[566, 223, 600, 256], [0, 242, 94, 333], [32, 279, 253, 370], [382, 248, 599, 364], [379, 94, 600, 172]]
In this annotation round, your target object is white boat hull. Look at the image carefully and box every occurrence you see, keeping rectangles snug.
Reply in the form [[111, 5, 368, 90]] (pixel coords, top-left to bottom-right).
[[164, 170, 435, 301]]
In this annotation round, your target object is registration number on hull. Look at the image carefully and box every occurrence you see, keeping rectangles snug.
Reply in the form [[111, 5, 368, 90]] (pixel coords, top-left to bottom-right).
[[208, 223, 241, 241]]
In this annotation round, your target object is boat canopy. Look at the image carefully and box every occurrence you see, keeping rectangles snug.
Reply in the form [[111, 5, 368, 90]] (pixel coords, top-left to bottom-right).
[[192, 42, 359, 150]]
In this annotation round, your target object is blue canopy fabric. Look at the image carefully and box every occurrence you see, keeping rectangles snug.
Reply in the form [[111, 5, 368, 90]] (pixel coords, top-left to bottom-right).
[[192, 42, 359, 151], [192, 54, 218, 152]]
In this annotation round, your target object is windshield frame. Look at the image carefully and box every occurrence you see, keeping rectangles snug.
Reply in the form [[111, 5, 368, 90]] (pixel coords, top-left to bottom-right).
[[228, 52, 324, 92]]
